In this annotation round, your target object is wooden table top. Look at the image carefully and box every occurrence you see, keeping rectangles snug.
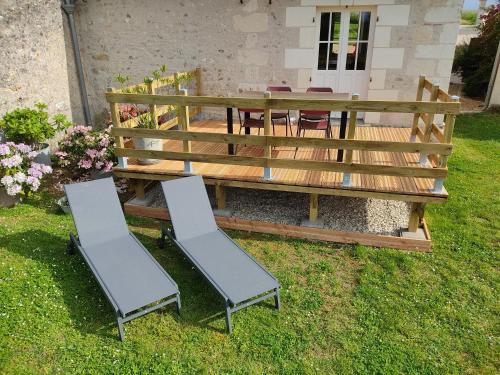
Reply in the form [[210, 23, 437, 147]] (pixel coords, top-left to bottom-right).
[[236, 91, 351, 100]]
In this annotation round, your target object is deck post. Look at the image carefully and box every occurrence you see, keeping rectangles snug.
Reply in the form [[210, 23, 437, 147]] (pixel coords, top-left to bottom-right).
[[134, 179, 145, 200], [410, 75, 426, 142], [180, 89, 193, 174], [433, 95, 459, 193], [215, 184, 226, 210], [195, 67, 202, 115], [263, 91, 272, 181], [419, 84, 439, 165], [407, 202, 425, 232], [146, 77, 158, 127], [107, 87, 127, 169], [309, 193, 319, 222], [342, 93, 359, 187]]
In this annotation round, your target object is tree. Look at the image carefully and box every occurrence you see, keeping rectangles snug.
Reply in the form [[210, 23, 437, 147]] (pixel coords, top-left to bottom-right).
[[453, 4, 500, 98]]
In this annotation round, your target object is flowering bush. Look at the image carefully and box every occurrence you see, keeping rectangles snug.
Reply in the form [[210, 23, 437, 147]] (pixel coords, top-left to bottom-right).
[[0, 142, 52, 196], [53, 125, 116, 174]]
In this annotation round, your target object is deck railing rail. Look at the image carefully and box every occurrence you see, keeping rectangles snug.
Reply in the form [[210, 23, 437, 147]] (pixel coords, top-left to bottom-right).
[[106, 78, 460, 194]]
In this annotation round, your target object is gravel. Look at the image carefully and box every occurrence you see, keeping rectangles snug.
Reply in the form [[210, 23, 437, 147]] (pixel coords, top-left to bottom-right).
[[148, 183, 409, 236]]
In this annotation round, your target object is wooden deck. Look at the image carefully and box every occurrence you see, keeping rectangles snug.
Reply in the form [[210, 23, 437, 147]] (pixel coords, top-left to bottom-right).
[[114, 119, 448, 203]]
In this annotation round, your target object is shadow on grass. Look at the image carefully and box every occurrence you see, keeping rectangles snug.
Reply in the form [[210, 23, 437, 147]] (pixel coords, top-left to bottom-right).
[[2, 229, 241, 338]]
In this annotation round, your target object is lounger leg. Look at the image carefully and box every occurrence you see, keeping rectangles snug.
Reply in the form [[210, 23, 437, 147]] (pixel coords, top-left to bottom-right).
[[176, 293, 182, 315], [274, 288, 281, 310], [67, 233, 77, 255], [117, 316, 125, 341], [157, 221, 167, 249], [225, 303, 233, 334]]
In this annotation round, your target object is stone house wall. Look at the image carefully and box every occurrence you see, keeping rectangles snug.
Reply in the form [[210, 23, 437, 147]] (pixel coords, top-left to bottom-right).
[[0, 0, 463, 127], [0, 0, 77, 121]]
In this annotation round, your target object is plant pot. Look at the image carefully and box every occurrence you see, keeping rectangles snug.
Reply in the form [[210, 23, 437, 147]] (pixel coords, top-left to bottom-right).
[[133, 137, 162, 165], [34, 143, 52, 166], [57, 196, 71, 214], [0, 186, 20, 208], [90, 168, 113, 180]]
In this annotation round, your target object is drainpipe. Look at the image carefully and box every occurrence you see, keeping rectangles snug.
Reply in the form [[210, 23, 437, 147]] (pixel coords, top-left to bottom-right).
[[61, 0, 92, 126]]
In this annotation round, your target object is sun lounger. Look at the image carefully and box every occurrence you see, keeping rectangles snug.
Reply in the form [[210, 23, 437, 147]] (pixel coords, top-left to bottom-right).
[[158, 176, 280, 333], [65, 177, 180, 341]]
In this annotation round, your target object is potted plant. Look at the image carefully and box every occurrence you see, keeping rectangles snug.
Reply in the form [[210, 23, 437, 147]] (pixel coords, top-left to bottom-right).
[[133, 111, 162, 165], [0, 103, 71, 166], [52, 125, 116, 178], [0, 142, 52, 208]]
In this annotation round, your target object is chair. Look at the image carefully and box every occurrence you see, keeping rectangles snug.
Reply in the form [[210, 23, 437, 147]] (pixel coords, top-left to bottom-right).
[[295, 87, 334, 158], [266, 86, 293, 136], [157, 176, 280, 334], [65, 177, 180, 341], [237, 108, 274, 136]]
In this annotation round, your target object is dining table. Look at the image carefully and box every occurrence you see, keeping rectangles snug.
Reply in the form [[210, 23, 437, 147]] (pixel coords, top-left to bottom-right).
[[225, 91, 351, 162]]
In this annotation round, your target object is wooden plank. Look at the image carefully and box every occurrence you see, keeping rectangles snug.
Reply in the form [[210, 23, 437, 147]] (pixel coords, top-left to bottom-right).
[[344, 94, 359, 164], [107, 88, 124, 148], [123, 202, 432, 252], [408, 202, 424, 231], [410, 75, 426, 137], [263, 91, 272, 158], [215, 183, 226, 210], [114, 170, 448, 202], [309, 193, 318, 221], [105, 93, 461, 114], [111, 128, 453, 155]]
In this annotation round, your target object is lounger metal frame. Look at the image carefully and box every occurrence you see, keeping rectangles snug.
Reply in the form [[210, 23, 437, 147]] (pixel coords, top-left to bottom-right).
[[158, 223, 280, 334], [68, 232, 181, 341]]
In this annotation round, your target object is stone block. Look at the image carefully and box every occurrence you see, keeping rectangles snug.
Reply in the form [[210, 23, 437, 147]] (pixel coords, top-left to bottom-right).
[[374, 26, 391, 48], [440, 23, 459, 44], [367, 89, 399, 100], [424, 7, 461, 24], [437, 59, 453, 77], [286, 7, 315, 27], [369, 69, 386, 90], [415, 44, 455, 59], [237, 49, 269, 66], [377, 5, 411, 26], [284, 48, 314, 69], [372, 48, 405, 69], [299, 27, 316, 48]]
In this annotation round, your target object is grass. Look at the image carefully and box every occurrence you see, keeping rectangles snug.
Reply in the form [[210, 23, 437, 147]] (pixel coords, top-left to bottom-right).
[[1, 113, 499, 374], [461, 11, 477, 25]]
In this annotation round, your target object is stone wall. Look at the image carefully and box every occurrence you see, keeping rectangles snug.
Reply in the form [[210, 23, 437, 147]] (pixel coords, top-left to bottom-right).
[[0, 0, 78, 121], [286, 0, 463, 125]]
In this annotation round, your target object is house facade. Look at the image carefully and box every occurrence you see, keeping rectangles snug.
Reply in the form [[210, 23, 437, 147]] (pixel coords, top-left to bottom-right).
[[1, 0, 463, 126]]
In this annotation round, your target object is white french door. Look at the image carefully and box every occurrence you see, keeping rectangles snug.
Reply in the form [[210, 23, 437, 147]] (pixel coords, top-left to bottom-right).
[[312, 8, 376, 118]]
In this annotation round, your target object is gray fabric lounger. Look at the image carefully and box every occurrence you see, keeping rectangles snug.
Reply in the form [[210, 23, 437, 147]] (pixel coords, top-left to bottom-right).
[[65, 177, 180, 341], [158, 176, 280, 333]]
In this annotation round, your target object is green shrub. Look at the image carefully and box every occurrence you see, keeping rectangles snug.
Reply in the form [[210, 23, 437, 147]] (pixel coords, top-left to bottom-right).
[[0, 103, 71, 146], [461, 10, 477, 25], [453, 5, 500, 98]]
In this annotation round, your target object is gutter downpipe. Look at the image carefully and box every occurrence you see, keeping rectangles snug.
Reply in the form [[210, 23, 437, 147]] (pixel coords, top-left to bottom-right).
[[61, 0, 92, 126]]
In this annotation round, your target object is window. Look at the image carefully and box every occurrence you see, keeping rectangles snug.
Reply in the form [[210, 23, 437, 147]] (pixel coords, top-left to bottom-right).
[[317, 12, 341, 71], [346, 11, 371, 71]]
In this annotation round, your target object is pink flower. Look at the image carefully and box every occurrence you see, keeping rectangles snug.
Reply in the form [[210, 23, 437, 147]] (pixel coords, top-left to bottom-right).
[[1, 154, 22, 168], [78, 159, 93, 169], [99, 137, 110, 147], [1, 175, 14, 186], [6, 184, 22, 196], [95, 161, 104, 170], [15, 143, 32, 154], [0, 144, 10, 156], [28, 167, 42, 178], [13, 172, 26, 183], [86, 149, 99, 159], [103, 161, 113, 172]]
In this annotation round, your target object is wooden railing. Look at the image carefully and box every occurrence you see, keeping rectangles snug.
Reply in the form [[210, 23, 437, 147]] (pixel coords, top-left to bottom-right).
[[105, 81, 460, 194], [107, 68, 202, 130]]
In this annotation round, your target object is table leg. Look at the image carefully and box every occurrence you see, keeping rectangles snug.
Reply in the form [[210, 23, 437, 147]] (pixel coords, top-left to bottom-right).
[[337, 111, 348, 162], [227, 107, 234, 155], [245, 111, 251, 135]]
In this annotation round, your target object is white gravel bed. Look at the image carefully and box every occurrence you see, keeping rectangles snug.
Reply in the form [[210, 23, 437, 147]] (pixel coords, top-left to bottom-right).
[[147, 183, 409, 236]]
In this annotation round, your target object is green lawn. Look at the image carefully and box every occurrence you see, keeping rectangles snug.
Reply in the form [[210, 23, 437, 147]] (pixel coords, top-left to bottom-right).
[[0, 113, 498, 374]]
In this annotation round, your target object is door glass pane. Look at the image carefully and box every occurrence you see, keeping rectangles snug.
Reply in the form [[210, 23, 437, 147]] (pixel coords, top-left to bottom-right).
[[317, 43, 328, 70], [330, 12, 341, 41], [348, 12, 359, 40], [319, 13, 330, 41], [328, 43, 339, 70], [346, 43, 356, 70], [356, 42, 368, 70], [359, 12, 371, 41]]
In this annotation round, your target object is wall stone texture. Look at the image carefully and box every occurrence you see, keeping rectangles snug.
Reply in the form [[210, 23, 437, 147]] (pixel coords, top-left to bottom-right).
[[1, 0, 463, 126], [0, 0, 79, 121]]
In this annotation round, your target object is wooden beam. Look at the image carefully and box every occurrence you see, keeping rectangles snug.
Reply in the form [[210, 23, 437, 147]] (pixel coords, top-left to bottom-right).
[[408, 202, 425, 232], [111, 128, 453, 155], [215, 183, 226, 210], [134, 179, 145, 199], [105, 93, 461, 114], [309, 193, 319, 222], [113, 170, 448, 203], [410, 75, 426, 139], [107, 87, 124, 149], [124, 202, 432, 252]]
